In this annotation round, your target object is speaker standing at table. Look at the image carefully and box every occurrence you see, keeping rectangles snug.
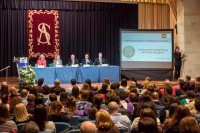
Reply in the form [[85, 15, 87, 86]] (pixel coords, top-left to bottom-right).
[[82, 53, 93, 65], [67, 54, 79, 66], [37, 54, 47, 67], [53, 54, 62, 66], [94, 52, 108, 66]]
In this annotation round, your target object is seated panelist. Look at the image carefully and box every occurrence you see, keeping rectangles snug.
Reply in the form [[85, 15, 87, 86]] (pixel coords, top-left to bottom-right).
[[67, 54, 78, 66], [37, 54, 47, 67], [82, 53, 93, 65], [53, 54, 62, 66], [94, 52, 108, 66]]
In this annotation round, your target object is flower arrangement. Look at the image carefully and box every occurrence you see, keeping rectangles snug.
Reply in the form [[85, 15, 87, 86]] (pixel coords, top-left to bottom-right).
[[18, 65, 37, 87]]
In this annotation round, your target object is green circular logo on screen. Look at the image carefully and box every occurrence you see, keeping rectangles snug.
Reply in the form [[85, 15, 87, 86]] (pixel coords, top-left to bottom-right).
[[123, 46, 135, 58]]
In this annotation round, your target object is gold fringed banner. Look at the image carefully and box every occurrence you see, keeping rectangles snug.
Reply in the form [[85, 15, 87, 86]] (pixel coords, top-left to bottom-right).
[[27, 10, 60, 58]]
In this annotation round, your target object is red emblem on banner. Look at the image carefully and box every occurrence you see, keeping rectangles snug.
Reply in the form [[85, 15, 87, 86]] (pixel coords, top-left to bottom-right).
[[27, 10, 60, 58]]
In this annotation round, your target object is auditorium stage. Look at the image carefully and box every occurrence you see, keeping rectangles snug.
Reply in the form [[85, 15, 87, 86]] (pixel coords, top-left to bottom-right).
[[0, 77, 178, 89]]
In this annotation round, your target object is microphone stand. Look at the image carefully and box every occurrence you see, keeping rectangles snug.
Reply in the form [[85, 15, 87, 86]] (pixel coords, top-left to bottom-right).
[[0, 66, 10, 83]]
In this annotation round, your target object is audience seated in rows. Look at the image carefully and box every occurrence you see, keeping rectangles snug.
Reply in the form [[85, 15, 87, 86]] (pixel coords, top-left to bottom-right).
[[1, 76, 200, 133]]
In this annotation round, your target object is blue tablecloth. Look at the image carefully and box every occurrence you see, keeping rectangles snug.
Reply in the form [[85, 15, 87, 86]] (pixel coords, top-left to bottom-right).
[[34, 66, 119, 84], [34, 67, 56, 84], [55, 67, 79, 84]]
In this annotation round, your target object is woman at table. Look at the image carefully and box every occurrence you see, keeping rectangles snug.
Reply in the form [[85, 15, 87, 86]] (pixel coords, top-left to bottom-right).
[[82, 53, 93, 65], [37, 54, 47, 67]]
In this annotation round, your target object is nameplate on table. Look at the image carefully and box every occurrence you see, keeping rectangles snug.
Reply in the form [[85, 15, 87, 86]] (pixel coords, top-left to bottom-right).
[[83, 64, 90, 67], [37, 65, 45, 68], [101, 64, 109, 66], [71, 64, 79, 67], [55, 65, 63, 68]]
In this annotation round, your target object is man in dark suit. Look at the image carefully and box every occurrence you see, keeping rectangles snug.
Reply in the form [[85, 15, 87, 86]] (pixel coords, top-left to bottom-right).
[[67, 54, 78, 66], [174, 46, 184, 81], [82, 53, 93, 65], [94, 52, 108, 65]]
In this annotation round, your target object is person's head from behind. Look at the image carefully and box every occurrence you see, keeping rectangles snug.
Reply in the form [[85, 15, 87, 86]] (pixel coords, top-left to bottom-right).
[[34, 104, 48, 131], [1, 84, 9, 95], [108, 101, 119, 114], [121, 79, 127, 87], [103, 78, 110, 85], [60, 91, 68, 103], [94, 93, 103, 110], [93, 85, 98, 92], [66, 96, 76, 114], [29, 87, 38, 97], [171, 105, 191, 125], [37, 78, 44, 86], [10, 87, 18, 97], [194, 97, 200, 112], [129, 93, 138, 103], [49, 94, 57, 103], [118, 90, 127, 100], [82, 83, 90, 90], [85, 79, 92, 87], [138, 117, 158, 133], [140, 108, 157, 122], [168, 103, 179, 118], [81, 89, 90, 100], [21, 121, 39, 133], [72, 86, 80, 100], [88, 106, 98, 120], [49, 101, 63, 115], [80, 121, 96, 133], [54, 79, 60, 87], [27, 94, 35, 104], [110, 83, 117, 90], [42, 85, 51, 95], [111, 95, 120, 104], [35, 94, 44, 105], [164, 86, 173, 95], [20, 89, 28, 98], [96, 110, 114, 130], [139, 94, 152, 103], [14, 103, 29, 122], [190, 78, 196, 85], [147, 84, 155, 92], [9, 97, 22, 114], [102, 83, 108, 91], [141, 102, 157, 116], [187, 91, 196, 99], [98, 52, 102, 58], [71, 79, 76, 86], [54, 87, 61, 96], [186, 75, 191, 82], [1, 94, 8, 104], [0, 104, 9, 124], [180, 116, 200, 133]]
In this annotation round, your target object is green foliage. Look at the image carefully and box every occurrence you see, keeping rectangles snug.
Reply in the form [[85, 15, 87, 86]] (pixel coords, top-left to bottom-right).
[[18, 65, 36, 87]]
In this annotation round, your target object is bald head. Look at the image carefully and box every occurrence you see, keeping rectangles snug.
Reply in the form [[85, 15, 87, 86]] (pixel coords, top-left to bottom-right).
[[80, 121, 96, 133], [1, 81, 7, 87], [10, 87, 17, 95], [21, 89, 28, 98], [130, 81, 136, 87], [190, 78, 196, 85], [108, 101, 119, 114], [93, 85, 98, 91]]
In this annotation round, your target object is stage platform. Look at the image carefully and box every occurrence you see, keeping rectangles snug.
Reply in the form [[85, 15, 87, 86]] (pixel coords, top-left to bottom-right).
[[0, 77, 178, 89]]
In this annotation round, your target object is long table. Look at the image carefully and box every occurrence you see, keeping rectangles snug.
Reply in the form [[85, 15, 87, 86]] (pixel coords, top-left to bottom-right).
[[34, 66, 120, 84]]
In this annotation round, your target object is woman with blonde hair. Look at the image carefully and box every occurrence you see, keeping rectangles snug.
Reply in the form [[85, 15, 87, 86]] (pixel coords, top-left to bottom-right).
[[96, 110, 119, 133], [48, 101, 72, 122], [65, 96, 77, 115], [13, 103, 31, 124]]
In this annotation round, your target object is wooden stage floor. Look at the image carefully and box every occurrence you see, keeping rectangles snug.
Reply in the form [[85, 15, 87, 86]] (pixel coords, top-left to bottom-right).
[[0, 77, 177, 89]]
